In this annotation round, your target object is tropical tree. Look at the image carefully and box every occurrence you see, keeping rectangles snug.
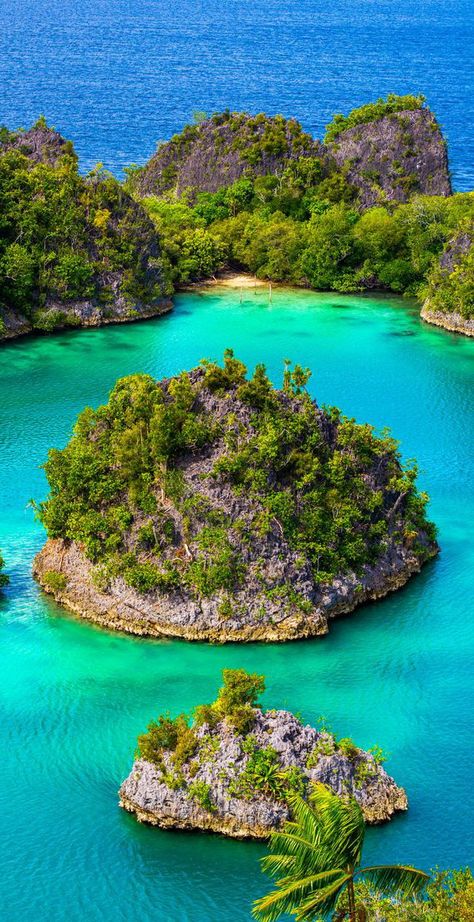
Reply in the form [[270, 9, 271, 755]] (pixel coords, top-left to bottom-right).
[[252, 784, 429, 922]]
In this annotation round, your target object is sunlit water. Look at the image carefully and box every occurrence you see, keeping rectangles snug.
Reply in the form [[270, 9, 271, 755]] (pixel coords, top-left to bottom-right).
[[0, 0, 473, 190], [0, 287, 473, 921]]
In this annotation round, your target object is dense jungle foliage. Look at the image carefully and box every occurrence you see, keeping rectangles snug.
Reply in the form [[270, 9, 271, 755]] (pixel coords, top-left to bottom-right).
[[38, 352, 435, 602], [0, 120, 166, 333], [143, 180, 473, 316]]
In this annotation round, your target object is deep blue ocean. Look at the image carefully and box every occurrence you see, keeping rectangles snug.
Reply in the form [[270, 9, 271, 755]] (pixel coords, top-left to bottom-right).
[[0, 0, 473, 189]]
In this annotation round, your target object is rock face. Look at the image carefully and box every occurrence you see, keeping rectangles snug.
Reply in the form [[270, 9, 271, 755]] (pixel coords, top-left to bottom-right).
[[1, 123, 74, 166], [119, 708, 407, 839], [421, 225, 474, 336], [0, 122, 172, 344], [34, 355, 438, 642], [137, 112, 319, 198], [325, 108, 451, 209], [136, 104, 451, 208]]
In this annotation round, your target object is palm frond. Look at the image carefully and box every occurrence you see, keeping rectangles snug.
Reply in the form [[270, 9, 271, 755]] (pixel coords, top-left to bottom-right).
[[252, 870, 348, 922], [359, 864, 429, 897], [294, 875, 351, 921]]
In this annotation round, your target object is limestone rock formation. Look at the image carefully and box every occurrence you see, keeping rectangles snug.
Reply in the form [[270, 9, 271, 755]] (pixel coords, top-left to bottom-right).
[[119, 672, 408, 839]]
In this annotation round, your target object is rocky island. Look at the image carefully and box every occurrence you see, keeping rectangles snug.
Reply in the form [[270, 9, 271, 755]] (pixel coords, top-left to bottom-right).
[[34, 351, 438, 641], [119, 669, 408, 838], [0, 120, 171, 342]]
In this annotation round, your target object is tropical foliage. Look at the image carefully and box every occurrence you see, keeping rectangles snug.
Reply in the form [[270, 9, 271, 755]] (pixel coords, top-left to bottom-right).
[[142, 180, 473, 303], [0, 120, 166, 331], [342, 868, 474, 921], [253, 784, 429, 922], [324, 93, 426, 143]]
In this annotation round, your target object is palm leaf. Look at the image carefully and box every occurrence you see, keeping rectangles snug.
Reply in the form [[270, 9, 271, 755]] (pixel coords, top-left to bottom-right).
[[294, 875, 352, 920], [359, 864, 429, 897], [252, 870, 348, 922]]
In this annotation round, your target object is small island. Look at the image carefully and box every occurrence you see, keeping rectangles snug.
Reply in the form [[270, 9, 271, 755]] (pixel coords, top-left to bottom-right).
[[119, 669, 408, 838], [34, 352, 438, 642]]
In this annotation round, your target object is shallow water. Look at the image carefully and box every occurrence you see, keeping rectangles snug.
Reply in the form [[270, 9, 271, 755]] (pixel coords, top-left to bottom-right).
[[0, 288, 473, 921], [0, 0, 472, 190]]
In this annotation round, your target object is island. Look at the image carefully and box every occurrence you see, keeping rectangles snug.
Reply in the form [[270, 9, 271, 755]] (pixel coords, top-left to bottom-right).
[[0, 119, 171, 342], [34, 352, 438, 641], [119, 669, 408, 838]]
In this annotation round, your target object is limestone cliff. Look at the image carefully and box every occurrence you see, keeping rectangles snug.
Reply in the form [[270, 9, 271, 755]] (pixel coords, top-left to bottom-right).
[[136, 101, 451, 208], [325, 108, 451, 208]]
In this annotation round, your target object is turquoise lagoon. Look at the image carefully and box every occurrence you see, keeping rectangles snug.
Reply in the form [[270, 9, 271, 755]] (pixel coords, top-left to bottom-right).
[[0, 287, 473, 920]]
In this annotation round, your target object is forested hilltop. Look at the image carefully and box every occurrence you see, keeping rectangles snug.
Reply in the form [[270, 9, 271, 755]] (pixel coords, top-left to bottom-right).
[[34, 352, 438, 641], [1, 96, 473, 342]]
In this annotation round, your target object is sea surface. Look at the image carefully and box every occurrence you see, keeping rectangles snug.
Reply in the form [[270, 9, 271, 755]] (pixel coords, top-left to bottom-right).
[[0, 287, 473, 920], [0, 0, 473, 190]]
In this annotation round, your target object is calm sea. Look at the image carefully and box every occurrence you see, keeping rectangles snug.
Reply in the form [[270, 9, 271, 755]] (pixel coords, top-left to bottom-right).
[[0, 0, 472, 189]]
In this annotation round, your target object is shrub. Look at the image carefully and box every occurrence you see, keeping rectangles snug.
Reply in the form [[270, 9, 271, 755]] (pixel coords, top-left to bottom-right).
[[189, 781, 215, 812], [41, 570, 67, 592]]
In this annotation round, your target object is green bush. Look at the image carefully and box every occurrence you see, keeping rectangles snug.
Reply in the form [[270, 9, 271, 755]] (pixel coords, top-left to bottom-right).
[[324, 93, 426, 142], [189, 781, 215, 812], [41, 570, 67, 592]]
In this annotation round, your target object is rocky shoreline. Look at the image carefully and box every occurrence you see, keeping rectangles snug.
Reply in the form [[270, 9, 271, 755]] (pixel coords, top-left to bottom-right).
[[119, 704, 408, 840], [0, 297, 173, 344], [421, 302, 474, 337], [34, 535, 436, 642]]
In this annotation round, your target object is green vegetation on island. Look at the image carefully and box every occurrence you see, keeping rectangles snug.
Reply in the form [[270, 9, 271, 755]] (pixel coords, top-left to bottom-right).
[[120, 669, 407, 833], [35, 352, 437, 640], [323, 92, 426, 142], [0, 118, 168, 338]]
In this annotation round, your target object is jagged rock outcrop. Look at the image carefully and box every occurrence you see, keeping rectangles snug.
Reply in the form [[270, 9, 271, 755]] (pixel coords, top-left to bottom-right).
[[34, 354, 438, 642], [0, 122, 74, 166], [325, 108, 451, 208], [120, 705, 407, 839], [421, 224, 474, 336], [136, 102, 451, 208], [0, 121, 172, 343], [136, 111, 320, 198]]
